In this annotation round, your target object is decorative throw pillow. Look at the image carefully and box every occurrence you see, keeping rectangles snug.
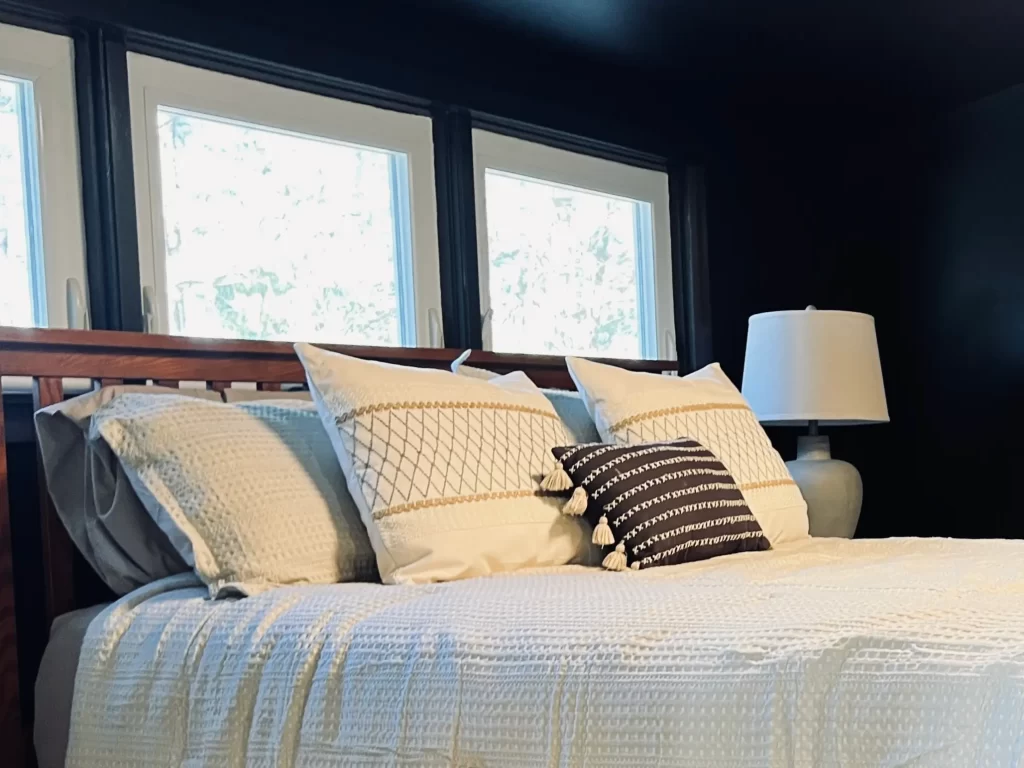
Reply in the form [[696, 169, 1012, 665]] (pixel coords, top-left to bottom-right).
[[296, 342, 589, 584], [93, 394, 377, 597], [566, 357, 808, 545], [550, 439, 770, 570]]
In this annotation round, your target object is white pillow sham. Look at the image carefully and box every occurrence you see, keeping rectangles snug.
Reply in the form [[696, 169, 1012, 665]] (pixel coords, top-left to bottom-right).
[[93, 393, 376, 596], [296, 343, 589, 584], [566, 356, 809, 545]]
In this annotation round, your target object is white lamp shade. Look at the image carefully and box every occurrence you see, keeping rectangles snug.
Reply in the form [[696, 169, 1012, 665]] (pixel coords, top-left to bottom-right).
[[741, 308, 889, 425]]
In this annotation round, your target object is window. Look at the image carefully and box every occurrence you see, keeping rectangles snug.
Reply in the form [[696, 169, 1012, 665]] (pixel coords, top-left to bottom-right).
[[473, 130, 674, 360], [0, 23, 87, 329], [128, 54, 442, 346]]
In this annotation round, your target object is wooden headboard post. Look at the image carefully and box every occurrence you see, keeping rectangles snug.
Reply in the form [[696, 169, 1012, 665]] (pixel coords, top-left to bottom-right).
[[0, 373, 24, 767], [0, 326, 679, 766]]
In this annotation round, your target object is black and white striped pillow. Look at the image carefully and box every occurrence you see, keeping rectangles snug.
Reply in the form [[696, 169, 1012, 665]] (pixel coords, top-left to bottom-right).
[[550, 439, 770, 570]]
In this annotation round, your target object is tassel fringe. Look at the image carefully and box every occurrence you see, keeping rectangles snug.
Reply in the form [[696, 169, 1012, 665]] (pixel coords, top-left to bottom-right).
[[562, 486, 588, 516], [630, 561, 640, 570], [591, 515, 615, 546], [541, 466, 574, 492], [602, 543, 627, 571]]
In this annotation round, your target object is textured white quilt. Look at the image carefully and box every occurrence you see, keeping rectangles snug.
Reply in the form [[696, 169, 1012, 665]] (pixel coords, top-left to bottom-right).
[[67, 538, 1024, 767]]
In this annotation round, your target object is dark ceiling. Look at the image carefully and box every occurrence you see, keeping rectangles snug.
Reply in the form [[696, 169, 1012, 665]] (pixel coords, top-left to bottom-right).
[[438, 0, 1024, 110], [43, 0, 1024, 119]]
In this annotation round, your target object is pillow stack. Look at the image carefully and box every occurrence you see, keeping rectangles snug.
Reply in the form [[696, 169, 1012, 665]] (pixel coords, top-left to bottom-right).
[[92, 395, 376, 597], [565, 356, 808, 546], [36, 345, 802, 597], [35, 384, 217, 594]]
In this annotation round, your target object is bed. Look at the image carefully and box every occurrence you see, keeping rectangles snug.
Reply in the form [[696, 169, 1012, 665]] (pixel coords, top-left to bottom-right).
[[4, 328, 1024, 767], [0, 326, 674, 767]]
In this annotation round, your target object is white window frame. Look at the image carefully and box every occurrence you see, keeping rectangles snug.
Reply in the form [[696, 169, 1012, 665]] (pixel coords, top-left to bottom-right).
[[126, 53, 443, 346], [472, 129, 675, 360], [0, 22, 88, 329]]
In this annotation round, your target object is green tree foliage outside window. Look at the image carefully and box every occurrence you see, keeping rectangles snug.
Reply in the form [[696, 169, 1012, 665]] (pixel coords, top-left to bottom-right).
[[157, 108, 403, 344]]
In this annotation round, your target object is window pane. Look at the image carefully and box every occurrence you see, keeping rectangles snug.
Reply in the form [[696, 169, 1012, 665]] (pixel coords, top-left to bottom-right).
[[0, 75, 43, 327], [156, 107, 411, 344], [483, 169, 652, 358]]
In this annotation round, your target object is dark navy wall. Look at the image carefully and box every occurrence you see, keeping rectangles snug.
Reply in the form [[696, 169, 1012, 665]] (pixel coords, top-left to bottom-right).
[[895, 88, 1024, 536], [8, 0, 1020, 537]]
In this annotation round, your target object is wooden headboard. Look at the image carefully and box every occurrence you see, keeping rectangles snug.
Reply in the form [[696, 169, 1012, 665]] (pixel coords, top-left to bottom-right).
[[0, 326, 678, 766]]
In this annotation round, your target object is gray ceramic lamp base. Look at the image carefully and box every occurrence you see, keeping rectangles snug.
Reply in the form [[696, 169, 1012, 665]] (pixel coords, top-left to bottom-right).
[[786, 435, 863, 538]]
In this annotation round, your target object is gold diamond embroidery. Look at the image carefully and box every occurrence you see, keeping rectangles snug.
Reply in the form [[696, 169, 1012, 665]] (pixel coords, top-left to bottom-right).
[[336, 404, 569, 518], [615, 407, 794, 490]]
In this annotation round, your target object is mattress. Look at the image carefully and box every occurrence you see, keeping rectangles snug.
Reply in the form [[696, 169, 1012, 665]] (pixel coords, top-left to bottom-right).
[[34, 603, 110, 768], [67, 537, 1024, 767]]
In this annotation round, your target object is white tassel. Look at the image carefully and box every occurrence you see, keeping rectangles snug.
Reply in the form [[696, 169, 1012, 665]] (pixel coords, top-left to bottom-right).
[[562, 486, 588, 516], [602, 543, 627, 571], [540, 466, 574, 492], [591, 515, 615, 546], [630, 561, 640, 570]]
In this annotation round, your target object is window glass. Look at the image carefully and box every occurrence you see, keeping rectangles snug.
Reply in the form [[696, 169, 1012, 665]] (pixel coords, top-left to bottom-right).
[[129, 54, 441, 346], [0, 23, 88, 331], [482, 169, 652, 358], [473, 130, 674, 360], [155, 107, 409, 344], [0, 75, 43, 327]]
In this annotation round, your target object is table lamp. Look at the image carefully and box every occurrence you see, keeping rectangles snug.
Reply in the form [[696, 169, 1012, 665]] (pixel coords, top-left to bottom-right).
[[741, 307, 888, 537]]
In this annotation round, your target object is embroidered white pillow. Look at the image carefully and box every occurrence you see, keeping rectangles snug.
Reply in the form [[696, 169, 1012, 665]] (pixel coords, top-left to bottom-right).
[[93, 394, 377, 597], [566, 356, 809, 545], [295, 343, 588, 584]]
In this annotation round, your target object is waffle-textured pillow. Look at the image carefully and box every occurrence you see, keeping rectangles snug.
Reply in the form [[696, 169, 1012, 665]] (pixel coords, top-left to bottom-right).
[[93, 394, 376, 597], [34, 384, 220, 594], [296, 342, 588, 584], [566, 357, 808, 545], [551, 439, 770, 570]]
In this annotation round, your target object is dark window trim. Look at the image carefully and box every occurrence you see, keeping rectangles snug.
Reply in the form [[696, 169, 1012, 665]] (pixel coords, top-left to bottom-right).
[[74, 24, 142, 332], [471, 111, 668, 172], [432, 105, 482, 350], [671, 163, 713, 371], [123, 30, 431, 117], [0, 0, 68, 36], [0, 1, 431, 117], [0, 1, 707, 361]]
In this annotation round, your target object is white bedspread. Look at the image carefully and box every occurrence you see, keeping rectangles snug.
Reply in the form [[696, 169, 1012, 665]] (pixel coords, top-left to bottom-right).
[[67, 538, 1024, 767]]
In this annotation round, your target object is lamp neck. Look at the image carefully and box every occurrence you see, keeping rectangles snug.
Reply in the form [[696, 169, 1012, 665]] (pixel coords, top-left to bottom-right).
[[796, 432, 831, 461]]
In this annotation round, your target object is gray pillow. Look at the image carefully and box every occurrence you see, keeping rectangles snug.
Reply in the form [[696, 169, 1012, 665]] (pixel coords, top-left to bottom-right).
[[34, 385, 220, 594], [541, 389, 601, 444]]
